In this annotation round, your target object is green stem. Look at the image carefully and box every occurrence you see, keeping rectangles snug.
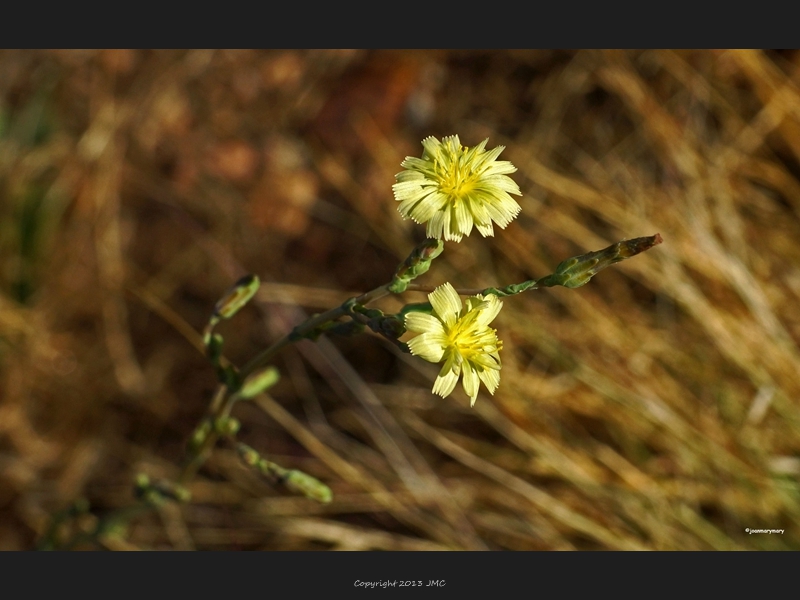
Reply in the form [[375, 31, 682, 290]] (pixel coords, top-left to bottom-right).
[[239, 283, 392, 379], [56, 253, 426, 545], [405, 234, 663, 298], [41, 234, 662, 550], [181, 283, 393, 485]]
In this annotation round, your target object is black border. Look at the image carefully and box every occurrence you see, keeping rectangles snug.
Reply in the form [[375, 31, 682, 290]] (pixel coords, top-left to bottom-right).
[[16, 550, 797, 596], [5, 5, 797, 597], [5, 1, 796, 48]]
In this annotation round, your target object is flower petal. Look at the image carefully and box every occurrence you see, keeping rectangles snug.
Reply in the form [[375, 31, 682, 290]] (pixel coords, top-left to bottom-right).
[[404, 312, 444, 334], [473, 350, 502, 370], [439, 204, 457, 242], [484, 174, 521, 193], [407, 333, 446, 363], [461, 361, 480, 405], [478, 366, 500, 395], [475, 295, 502, 327], [482, 194, 520, 228], [426, 207, 446, 240], [484, 162, 518, 177], [394, 170, 425, 183], [400, 156, 433, 172], [392, 180, 427, 200], [428, 283, 462, 327], [441, 135, 461, 154], [421, 136, 444, 158], [453, 196, 473, 237], [466, 198, 491, 228], [476, 222, 495, 237], [415, 191, 448, 220], [432, 368, 459, 398]]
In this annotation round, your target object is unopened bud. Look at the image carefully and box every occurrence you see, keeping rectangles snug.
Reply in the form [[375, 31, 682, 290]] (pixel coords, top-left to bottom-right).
[[135, 473, 150, 492], [389, 240, 445, 293], [543, 234, 663, 289], [238, 366, 280, 399], [284, 470, 333, 504], [213, 274, 261, 320], [370, 315, 405, 339], [187, 419, 212, 453], [236, 444, 333, 504], [214, 416, 241, 437], [155, 481, 192, 503], [237, 443, 261, 467], [143, 489, 166, 507]]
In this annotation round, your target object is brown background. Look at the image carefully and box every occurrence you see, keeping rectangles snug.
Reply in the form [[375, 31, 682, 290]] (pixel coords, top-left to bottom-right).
[[1, 49, 799, 550]]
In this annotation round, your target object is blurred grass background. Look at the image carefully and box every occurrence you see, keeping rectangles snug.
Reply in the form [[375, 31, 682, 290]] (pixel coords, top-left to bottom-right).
[[1, 49, 800, 550]]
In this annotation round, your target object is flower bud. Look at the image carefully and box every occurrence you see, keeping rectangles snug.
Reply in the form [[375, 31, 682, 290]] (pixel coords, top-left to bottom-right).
[[389, 239, 444, 293], [213, 274, 260, 320], [238, 366, 280, 399], [542, 234, 663, 289], [214, 416, 241, 437], [284, 469, 333, 504]]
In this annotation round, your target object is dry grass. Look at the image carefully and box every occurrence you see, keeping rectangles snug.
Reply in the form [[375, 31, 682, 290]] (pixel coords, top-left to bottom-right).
[[1, 49, 799, 550]]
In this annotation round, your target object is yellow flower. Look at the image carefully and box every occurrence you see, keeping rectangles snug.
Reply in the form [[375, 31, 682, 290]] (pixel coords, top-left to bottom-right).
[[405, 282, 503, 406], [393, 135, 522, 242]]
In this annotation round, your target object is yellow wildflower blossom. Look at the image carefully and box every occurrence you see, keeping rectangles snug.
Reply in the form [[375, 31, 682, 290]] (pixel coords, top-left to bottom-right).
[[405, 282, 503, 406], [393, 135, 522, 242]]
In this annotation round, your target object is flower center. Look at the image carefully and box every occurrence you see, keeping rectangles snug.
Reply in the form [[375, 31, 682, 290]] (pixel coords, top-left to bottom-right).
[[435, 152, 477, 199], [445, 317, 501, 364]]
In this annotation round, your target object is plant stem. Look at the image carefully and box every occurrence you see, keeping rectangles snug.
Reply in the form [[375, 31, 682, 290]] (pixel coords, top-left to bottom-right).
[[239, 283, 392, 378], [180, 283, 393, 485]]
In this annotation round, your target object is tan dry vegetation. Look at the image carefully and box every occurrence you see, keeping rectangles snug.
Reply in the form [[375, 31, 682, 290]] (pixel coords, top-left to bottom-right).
[[1, 49, 799, 550]]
